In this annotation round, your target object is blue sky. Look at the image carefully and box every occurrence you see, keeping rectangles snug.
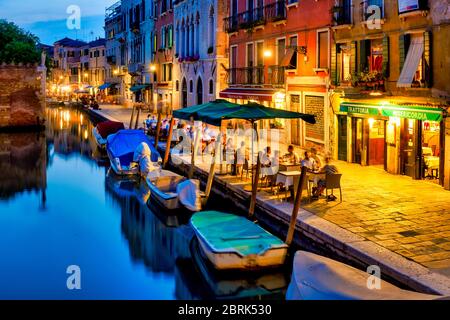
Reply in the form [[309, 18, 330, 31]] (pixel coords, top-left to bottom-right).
[[0, 0, 118, 45]]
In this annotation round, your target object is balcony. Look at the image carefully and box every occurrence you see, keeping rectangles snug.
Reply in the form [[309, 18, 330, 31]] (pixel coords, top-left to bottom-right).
[[224, 1, 286, 33], [228, 66, 285, 86]]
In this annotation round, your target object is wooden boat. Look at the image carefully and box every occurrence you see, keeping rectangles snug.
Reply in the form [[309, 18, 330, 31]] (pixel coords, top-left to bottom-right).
[[146, 173, 202, 213], [93, 120, 124, 149], [106, 130, 160, 176], [190, 211, 288, 271], [286, 251, 443, 300]]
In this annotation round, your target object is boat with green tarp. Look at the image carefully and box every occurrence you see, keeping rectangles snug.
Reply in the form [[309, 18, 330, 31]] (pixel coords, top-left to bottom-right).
[[190, 211, 288, 271]]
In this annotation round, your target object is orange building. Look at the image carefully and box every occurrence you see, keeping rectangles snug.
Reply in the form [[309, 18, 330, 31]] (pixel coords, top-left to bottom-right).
[[220, 0, 335, 153]]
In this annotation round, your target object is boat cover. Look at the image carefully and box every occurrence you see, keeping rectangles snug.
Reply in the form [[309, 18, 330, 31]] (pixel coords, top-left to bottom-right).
[[107, 130, 160, 166], [286, 251, 441, 300], [177, 179, 202, 212], [147, 169, 180, 180], [97, 121, 125, 139], [190, 211, 287, 256]]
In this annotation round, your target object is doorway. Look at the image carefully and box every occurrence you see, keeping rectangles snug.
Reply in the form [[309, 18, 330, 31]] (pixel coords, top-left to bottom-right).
[[338, 115, 347, 161]]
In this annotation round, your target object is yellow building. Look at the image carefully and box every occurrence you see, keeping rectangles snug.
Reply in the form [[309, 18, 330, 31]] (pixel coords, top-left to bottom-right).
[[330, 0, 450, 188]]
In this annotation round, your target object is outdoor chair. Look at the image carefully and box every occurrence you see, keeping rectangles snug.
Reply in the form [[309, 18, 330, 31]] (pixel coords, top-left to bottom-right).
[[325, 174, 343, 202]]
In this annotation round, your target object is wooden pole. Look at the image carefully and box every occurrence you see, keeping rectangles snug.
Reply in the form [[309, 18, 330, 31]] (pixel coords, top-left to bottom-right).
[[189, 126, 201, 179], [204, 133, 222, 206], [129, 104, 136, 129], [163, 117, 175, 168], [249, 153, 261, 218], [285, 166, 308, 246], [154, 112, 162, 148], [134, 105, 141, 129]]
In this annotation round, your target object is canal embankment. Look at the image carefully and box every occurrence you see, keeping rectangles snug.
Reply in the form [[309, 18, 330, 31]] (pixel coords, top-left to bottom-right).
[[84, 105, 450, 296]]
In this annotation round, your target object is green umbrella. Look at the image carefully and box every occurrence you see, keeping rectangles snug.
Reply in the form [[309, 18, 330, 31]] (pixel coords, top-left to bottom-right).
[[173, 99, 241, 122]]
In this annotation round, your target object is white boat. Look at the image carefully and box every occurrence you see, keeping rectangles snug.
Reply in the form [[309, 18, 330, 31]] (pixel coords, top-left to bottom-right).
[[286, 251, 444, 300], [146, 173, 202, 213], [190, 211, 288, 271]]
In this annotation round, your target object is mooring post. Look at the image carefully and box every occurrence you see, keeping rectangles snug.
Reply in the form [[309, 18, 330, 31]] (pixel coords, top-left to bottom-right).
[[129, 104, 136, 129], [134, 105, 141, 129], [285, 166, 308, 245], [204, 133, 222, 206], [163, 116, 175, 168], [154, 112, 162, 149], [249, 153, 261, 218], [189, 126, 201, 179]]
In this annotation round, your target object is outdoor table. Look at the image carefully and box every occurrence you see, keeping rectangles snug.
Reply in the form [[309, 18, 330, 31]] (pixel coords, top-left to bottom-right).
[[279, 163, 301, 172], [276, 171, 302, 200]]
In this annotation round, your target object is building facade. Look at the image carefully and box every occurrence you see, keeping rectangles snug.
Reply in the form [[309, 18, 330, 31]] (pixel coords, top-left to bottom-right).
[[220, 0, 334, 153], [330, 0, 450, 188], [174, 0, 229, 110]]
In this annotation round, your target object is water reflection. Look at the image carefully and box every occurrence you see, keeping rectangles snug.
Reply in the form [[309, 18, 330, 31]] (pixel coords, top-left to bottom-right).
[[0, 106, 287, 300], [0, 131, 47, 204]]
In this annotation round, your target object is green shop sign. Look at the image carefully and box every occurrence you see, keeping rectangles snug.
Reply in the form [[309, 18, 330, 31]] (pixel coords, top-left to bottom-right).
[[340, 103, 443, 122]]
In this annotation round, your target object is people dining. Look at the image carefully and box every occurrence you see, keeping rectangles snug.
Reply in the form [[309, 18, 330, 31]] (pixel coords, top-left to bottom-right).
[[312, 156, 339, 201], [301, 151, 317, 172], [311, 147, 322, 168], [282, 145, 300, 165], [261, 147, 272, 167]]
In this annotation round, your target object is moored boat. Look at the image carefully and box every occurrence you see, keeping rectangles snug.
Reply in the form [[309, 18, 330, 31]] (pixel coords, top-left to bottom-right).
[[286, 251, 443, 300], [106, 130, 160, 176], [190, 211, 288, 271], [146, 173, 202, 213], [93, 120, 124, 149]]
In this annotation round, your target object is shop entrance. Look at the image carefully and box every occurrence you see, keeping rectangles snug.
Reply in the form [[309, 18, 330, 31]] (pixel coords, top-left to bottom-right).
[[352, 117, 386, 167], [337, 115, 347, 161]]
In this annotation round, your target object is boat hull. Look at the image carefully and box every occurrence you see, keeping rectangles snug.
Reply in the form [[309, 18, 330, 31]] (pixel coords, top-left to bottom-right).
[[92, 127, 107, 149], [196, 235, 287, 271]]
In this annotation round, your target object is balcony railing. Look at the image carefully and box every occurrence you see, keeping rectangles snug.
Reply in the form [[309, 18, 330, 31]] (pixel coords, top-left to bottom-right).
[[228, 66, 285, 86], [224, 1, 286, 33]]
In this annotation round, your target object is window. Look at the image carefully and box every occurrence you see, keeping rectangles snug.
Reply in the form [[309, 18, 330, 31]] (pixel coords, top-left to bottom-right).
[[277, 38, 286, 66], [209, 79, 214, 95], [318, 31, 329, 69], [288, 36, 298, 69], [176, 80, 179, 91], [189, 80, 193, 93], [398, 32, 431, 88]]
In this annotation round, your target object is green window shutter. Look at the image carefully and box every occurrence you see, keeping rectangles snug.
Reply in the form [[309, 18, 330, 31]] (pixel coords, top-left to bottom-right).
[[423, 31, 432, 88], [331, 44, 338, 85], [382, 35, 389, 78], [399, 34, 410, 75], [350, 41, 357, 76]]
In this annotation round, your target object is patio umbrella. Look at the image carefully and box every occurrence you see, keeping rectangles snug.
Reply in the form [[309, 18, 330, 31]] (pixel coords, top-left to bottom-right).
[[172, 99, 241, 122]]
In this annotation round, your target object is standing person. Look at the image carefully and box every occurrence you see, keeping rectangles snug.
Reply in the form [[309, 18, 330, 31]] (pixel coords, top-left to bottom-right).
[[301, 151, 316, 172]]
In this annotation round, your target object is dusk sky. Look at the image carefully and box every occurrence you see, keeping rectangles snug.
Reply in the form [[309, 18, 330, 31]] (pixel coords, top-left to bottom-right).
[[0, 0, 117, 45]]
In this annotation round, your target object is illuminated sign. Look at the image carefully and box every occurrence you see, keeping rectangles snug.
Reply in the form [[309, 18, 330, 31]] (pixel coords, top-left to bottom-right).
[[398, 0, 421, 14]]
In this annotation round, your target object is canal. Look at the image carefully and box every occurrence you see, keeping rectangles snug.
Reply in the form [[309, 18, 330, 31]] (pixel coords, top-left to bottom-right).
[[0, 106, 289, 300]]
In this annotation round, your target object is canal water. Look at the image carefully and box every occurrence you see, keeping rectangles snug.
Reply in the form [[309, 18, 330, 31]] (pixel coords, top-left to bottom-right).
[[0, 106, 289, 300]]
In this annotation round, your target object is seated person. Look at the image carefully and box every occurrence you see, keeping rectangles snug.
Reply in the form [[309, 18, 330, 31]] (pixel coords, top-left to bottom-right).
[[313, 157, 339, 200], [282, 145, 300, 164], [261, 146, 272, 167], [311, 147, 322, 168], [301, 151, 317, 172]]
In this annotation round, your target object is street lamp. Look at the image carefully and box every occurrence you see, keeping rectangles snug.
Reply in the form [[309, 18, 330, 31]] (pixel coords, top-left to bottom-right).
[[263, 50, 272, 58], [150, 64, 156, 72]]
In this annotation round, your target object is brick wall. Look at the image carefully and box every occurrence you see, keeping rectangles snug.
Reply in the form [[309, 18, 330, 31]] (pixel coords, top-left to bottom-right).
[[0, 63, 44, 129], [305, 95, 325, 143]]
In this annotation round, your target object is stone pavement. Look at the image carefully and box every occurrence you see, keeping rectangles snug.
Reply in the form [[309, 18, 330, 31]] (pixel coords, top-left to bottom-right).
[[92, 104, 450, 289], [301, 162, 450, 277]]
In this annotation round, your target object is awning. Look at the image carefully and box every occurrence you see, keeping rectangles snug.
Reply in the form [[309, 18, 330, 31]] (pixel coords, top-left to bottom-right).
[[340, 102, 443, 122], [219, 88, 277, 102], [281, 48, 295, 67], [98, 83, 114, 90], [173, 99, 316, 127], [397, 35, 424, 88], [130, 84, 152, 92], [74, 89, 89, 94]]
